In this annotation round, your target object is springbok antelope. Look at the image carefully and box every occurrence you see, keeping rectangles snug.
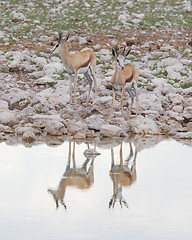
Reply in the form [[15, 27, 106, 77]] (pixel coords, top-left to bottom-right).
[[109, 142, 137, 208], [107, 47, 139, 122], [48, 140, 100, 209], [50, 33, 97, 105]]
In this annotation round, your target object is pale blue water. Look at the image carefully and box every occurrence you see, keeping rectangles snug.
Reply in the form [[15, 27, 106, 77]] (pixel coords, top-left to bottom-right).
[[0, 136, 192, 240]]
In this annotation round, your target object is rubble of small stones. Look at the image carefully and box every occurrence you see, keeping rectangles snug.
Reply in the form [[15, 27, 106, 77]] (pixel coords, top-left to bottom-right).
[[0, 41, 192, 140], [0, 0, 192, 141]]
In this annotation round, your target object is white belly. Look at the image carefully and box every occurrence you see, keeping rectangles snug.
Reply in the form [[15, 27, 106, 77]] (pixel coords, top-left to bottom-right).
[[78, 66, 89, 74]]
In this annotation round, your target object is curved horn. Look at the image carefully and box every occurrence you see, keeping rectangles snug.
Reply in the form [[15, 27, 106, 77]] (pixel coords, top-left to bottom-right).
[[115, 46, 119, 57], [122, 46, 126, 56], [58, 32, 62, 42], [125, 48, 131, 56]]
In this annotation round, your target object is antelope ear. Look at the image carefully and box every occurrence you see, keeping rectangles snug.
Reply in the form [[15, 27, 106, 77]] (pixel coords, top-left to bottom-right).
[[125, 49, 131, 56]]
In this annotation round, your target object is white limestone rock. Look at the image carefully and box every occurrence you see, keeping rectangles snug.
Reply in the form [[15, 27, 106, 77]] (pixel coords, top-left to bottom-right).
[[65, 120, 88, 135], [167, 110, 184, 123], [92, 96, 113, 116], [44, 120, 67, 136], [138, 92, 164, 112], [161, 83, 176, 95], [22, 130, 36, 142], [167, 93, 184, 105], [33, 57, 47, 67], [175, 132, 192, 139], [43, 62, 64, 76], [0, 100, 9, 110], [186, 122, 192, 132], [34, 76, 56, 85], [20, 107, 36, 120], [0, 110, 19, 127], [28, 114, 64, 125], [132, 13, 145, 19], [137, 0, 149, 2], [0, 31, 6, 40], [2, 88, 30, 105], [12, 11, 25, 21], [100, 124, 124, 137], [129, 116, 159, 134], [15, 126, 40, 135], [85, 114, 105, 131], [36, 85, 70, 107], [0, 124, 13, 134]]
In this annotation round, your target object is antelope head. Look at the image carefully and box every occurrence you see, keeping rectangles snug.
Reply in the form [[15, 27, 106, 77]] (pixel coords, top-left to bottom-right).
[[112, 47, 131, 71], [50, 32, 69, 54]]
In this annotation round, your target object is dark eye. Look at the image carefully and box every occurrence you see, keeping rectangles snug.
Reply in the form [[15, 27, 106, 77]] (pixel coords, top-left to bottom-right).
[[51, 42, 54, 46], [117, 59, 119, 62]]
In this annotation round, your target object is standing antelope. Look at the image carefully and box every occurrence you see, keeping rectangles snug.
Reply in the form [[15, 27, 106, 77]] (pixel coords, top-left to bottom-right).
[[107, 47, 139, 122], [109, 142, 137, 209], [50, 32, 97, 105]]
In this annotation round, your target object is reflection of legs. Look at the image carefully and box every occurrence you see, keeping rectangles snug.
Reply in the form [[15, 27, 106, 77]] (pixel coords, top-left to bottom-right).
[[72, 140, 76, 174], [84, 71, 93, 106], [107, 88, 116, 122], [65, 140, 72, 173], [126, 142, 133, 164]]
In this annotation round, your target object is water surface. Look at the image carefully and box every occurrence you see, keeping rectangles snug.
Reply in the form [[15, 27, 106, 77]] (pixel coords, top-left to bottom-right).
[[0, 136, 192, 240]]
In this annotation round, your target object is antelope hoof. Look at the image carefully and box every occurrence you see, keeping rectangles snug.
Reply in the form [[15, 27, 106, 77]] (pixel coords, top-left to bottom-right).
[[107, 118, 111, 123]]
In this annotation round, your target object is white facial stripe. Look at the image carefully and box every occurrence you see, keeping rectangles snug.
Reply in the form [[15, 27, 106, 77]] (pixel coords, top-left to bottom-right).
[[117, 56, 125, 69], [50, 43, 59, 53]]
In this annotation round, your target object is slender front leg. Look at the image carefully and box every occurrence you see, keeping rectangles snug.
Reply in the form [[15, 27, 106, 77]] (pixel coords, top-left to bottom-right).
[[68, 74, 72, 104], [121, 86, 125, 118], [84, 71, 93, 106], [74, 72, 78, 105], [107, 88, 116, 122], [90, 66, 97, 91], [134, 83, 138, 119], [127, 87, 134, 120]]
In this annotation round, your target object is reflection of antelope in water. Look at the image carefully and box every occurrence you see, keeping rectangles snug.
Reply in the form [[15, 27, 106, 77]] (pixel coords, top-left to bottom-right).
[[48, 140, 100, 209], [109, 142, 137, 208]]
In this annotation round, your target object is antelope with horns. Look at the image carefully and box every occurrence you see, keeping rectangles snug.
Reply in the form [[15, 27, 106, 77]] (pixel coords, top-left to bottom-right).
[[107, 47, 139, 122], [50, 33, 97, 105]]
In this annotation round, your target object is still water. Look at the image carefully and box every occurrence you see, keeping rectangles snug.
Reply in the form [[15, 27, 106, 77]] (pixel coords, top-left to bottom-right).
[[0, 136, 192, 240]]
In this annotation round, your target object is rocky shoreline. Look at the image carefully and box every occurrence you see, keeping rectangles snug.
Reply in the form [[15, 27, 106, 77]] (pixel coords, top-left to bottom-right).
[[0, 38, 192, 143]]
